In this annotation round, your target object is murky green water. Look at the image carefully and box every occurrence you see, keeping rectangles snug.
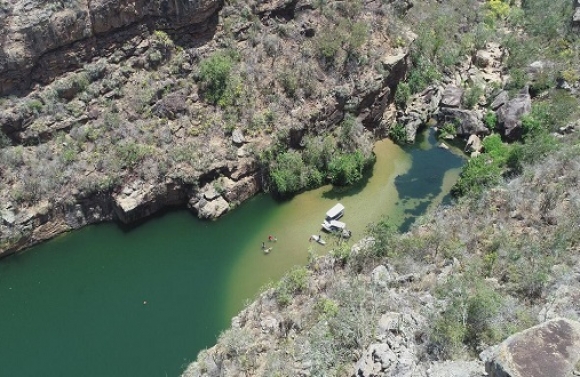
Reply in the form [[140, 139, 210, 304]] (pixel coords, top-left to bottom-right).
[[0, 130, 464, 376]]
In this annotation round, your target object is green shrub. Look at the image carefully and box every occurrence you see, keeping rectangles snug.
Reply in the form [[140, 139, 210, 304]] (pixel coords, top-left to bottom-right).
[[302, 136, 334, 171], [25, 99, 44, 114], [315, 20, 368, 63], [394, 82, 411, 108], [328, 150, 368, 186], [438, 122, 457, 139], [389, 123, 407, 144], [270, 151, 322, 196], [365, 218, 398, 258], [276, 266, 309, 306], [198, 52, 235, 105], [0, 130, 11, 148], [338, 114, 361, 152], [432, 277, 508, 358], [278, 70, 298, 98], [484, 111, 498, 130], [116, 142, 151, 168], [315, 298, 339, 319], [485, 0, 510, 20], [463, 85, 483, 109], [452, 134, 512, 197], [452, 153, 500, 197], [407, 57, 441, 94]]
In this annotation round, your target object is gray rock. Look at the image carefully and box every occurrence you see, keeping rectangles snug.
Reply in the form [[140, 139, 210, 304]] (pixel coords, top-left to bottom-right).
[[378, 312, 403, 336], [427, 360, 484, 377], [440, 85, 463, 108], [232, 128, 246, 145], [497, 86, 531, 139], [0, 208, 16, 225], [574, 7, 580, 27], [439, 108, 488, 137], [475, 50, 494, 68], [465, 134, 482, 153], [490, 90, 509, 111], [203, 185, 221, 201], [197, 196, 230, 219], [405, 118, 423, 143], [371, 265, 393, 287], [485, 318, 580, 377], [354, 343, 397, 377]]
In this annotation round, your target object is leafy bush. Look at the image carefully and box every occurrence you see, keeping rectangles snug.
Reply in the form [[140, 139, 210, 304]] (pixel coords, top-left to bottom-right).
[[0, 130, 11, 148], [485, 0, 510, 20], [451, 135, 511, 197], [431, 277, 512, 358], [315, 20, 368, 63], [407, 57, 441, 94], [269, 151, 322, 197], [394, 82, 411, 108], [275, 266, 309, 306], [365, 218, 398, 258], [278, 70, 298, 98], [389, 123, 407, 144], [198, 52, 236, 106], [438, 123, 457, 139], [462, 85, 483, 109], [115, 142, 152, 169], [484, 111, 498, 130], [328, 150, 368, 186]]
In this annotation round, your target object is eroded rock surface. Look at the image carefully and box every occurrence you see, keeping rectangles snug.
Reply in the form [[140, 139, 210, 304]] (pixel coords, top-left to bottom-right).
[[0, 0, 221, 95], [485, 318, 580, 377]]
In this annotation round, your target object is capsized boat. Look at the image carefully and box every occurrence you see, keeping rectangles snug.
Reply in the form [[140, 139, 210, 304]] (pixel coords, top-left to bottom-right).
[[322, 220, 351, 238], [310, 235, 326, 245], [322, 219, 346, 232]]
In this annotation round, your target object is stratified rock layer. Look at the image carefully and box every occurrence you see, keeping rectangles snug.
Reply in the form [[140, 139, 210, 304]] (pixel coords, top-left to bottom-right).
[[0, 0, 221, 95]]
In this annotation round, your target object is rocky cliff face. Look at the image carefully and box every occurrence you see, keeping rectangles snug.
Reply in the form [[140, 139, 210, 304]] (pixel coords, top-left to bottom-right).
[[0, 0, 221, 95], [0, 0, 410, 256]]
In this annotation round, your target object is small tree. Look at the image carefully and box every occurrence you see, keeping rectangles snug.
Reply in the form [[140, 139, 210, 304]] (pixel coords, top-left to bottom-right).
[[198, 52, 234, 105]]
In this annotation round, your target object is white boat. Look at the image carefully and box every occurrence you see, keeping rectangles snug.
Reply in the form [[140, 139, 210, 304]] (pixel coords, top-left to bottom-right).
[[310, 235, 326, 245], [322, 220, 352, 238], [325, 203, 345, 222], [321, 219, 346, 232]]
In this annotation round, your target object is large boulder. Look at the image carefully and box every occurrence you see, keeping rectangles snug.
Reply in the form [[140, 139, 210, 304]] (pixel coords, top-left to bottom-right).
[[438, 107, 489, 137], [440, 85, 464, 108], [496, 86, 532, 140], [485, 318, 580, 377]]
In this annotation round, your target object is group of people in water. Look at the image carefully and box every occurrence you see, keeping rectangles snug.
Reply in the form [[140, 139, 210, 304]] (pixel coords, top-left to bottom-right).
[[262, 235, 277, 254]]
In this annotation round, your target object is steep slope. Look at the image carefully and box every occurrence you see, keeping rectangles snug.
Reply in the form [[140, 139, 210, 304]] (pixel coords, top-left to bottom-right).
[[0, 0, 409, 255]]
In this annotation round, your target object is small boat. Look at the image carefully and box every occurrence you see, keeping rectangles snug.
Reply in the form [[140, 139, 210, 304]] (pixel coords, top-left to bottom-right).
[[310, 235, 326, 245], [325, 203, 345, 222], [321, 220, 346, 232], [322, 220, 351, 238], [263, 247, 272, 254]]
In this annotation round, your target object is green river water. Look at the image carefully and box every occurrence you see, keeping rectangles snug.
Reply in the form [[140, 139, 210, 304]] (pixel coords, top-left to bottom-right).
[[0, 130, 464, 376]]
